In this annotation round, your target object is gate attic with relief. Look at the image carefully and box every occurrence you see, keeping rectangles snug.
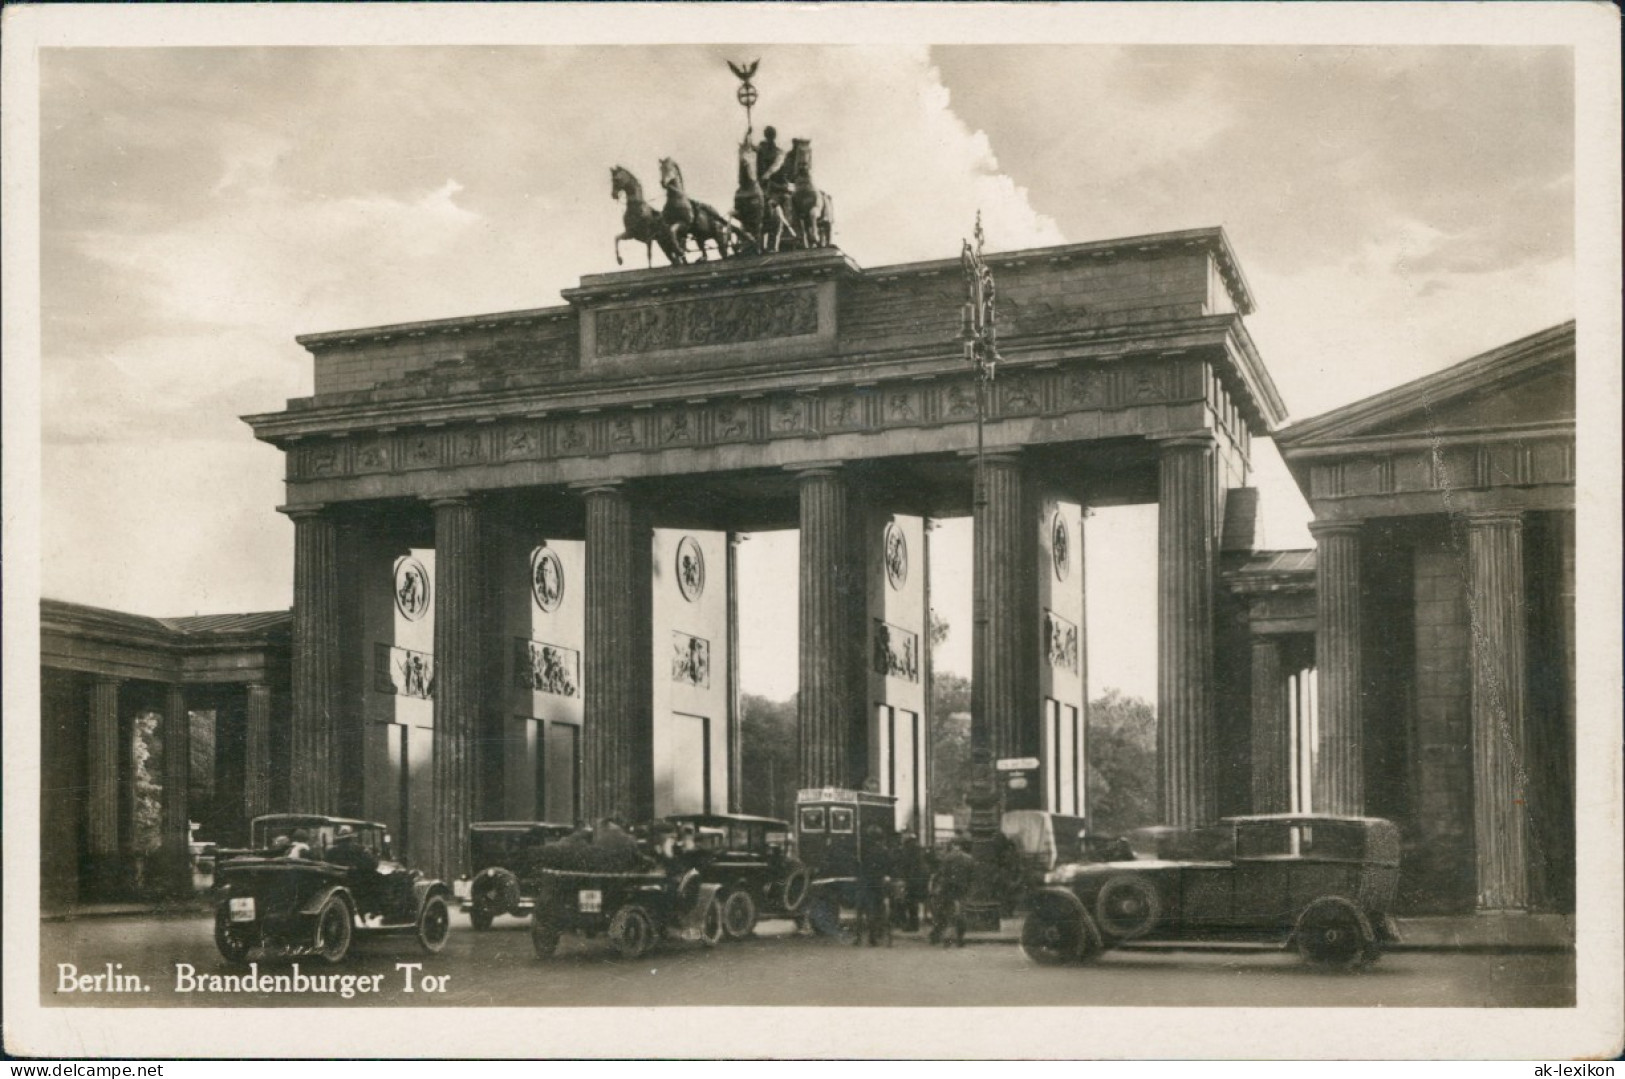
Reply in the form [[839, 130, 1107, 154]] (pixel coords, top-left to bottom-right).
[[246, 229, 1284, 878]]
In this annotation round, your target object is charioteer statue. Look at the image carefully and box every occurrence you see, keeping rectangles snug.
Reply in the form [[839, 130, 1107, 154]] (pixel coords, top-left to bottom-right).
[[608, 59, 836, 266]]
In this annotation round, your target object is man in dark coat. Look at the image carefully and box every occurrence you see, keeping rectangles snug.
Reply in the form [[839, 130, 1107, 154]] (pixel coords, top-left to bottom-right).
[[852, 825, 893, 947], [894, 833, 928, 932], [930, 839, 975, 947]]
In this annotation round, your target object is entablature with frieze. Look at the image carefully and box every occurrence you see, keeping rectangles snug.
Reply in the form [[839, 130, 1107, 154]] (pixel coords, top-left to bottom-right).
[[1295, 421, 1575, 520], [271, 345, 1254, 504]]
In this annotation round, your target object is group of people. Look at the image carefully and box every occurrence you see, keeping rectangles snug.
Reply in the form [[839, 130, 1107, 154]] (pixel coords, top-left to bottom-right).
[[848, 828, 979, 949]]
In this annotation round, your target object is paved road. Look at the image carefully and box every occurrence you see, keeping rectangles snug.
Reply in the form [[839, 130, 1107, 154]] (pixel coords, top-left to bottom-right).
[[40, 913, 1574, 1009]]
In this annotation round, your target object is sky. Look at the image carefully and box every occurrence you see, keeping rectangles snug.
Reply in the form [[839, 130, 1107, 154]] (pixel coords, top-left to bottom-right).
[[34, 40, 1575, 702]]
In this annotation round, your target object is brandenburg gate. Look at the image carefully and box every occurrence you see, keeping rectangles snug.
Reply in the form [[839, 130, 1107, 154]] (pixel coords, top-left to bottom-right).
[[246, 228, 1285, 877]]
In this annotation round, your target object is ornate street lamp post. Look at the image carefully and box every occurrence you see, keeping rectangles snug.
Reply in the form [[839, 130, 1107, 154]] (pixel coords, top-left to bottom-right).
[[960, 212, 1007, 931]]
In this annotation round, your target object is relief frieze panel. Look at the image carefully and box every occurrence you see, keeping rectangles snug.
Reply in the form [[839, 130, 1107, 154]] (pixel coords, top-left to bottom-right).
[[595, 287, 819, 357], [285, 354, 1215, 488]]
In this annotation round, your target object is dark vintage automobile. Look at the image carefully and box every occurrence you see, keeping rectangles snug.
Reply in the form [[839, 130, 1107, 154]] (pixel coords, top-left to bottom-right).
[[452, 821, 575, 930], [213, 814, 454, 965], [661, 813, 809, 939], [794, 787, 898, 936], [527, 864, 723, 960], [1020, 814, 1401, 971]]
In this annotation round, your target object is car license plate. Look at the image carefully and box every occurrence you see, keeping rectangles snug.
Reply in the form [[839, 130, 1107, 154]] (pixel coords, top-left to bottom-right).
[[578, 890, 602, 913], [453, 879, 471, 901], [229, 897, 256, 922]]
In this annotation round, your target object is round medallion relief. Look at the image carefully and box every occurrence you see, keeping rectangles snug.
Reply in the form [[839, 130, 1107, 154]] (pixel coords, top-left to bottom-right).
[[1051, 511, 1071, 582], [884, 521, 908, 591], [393, 555, 431, 621], [530, 546, 565, 612], [676, 536, 706, 602]]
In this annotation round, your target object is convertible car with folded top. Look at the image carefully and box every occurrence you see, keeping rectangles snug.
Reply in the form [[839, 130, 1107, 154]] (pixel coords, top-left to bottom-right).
[[212, 814, 454, 965]]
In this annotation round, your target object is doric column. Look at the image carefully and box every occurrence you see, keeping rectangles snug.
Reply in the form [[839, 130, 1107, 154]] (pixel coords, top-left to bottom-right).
[[972, 452, 1032, 761], [430, 495, 481, 879], [1157, 436, 1216, 827], [286, 506, 340, 813], [726, 532, 744, 813], [243, 683, 272, 821], [581, 483, 653, 823], [1311, 520, 1363, 814], [160, 684, 190, 892], [87, 677, 122, 858], [1467, 510, 1529, 911], [1250, 637, 1290, 813], [796, 466, 864, 786]]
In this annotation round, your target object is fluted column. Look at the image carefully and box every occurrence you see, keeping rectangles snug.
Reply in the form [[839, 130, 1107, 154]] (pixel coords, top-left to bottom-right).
[[287, 506, 340, 813], [431, 495, 481, 879], [1467, 510, 1529, 911], [797, 467, 863, 786], [243, 683, 272, 821], [1250, 637, 1290, 813], [582, 483, 653, 823], [972, 452, 1032, 760], [160, 684, 190, 892], [1157, 436, 1216, 827], [726, 532, 744, 813], [1311, 520, 1363, 814], [87, 677, 122, 863]]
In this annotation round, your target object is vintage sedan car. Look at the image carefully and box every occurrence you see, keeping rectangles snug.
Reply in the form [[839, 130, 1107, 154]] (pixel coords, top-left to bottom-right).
[[452, 821, 574, 930], [213, 814, 454, 965], [1020, 814, 1401, 971], [661, 813, 808, 939], [528, 865, 722, 960]]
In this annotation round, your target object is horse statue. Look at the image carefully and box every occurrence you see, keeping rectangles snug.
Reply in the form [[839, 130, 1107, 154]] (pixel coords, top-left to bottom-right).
[[611, 165, 681, 268], [658, 157, 734, 263], [731, 136, 797, 255], [785, 138, 834, 249]]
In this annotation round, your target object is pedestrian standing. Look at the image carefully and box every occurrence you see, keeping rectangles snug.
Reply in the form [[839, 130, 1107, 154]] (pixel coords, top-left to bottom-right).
[[930, 839, 975, 948], [852, 825, 893, 947]]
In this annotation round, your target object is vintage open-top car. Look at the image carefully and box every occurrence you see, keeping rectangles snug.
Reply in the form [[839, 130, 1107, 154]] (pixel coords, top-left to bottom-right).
[[1020, 814, 1401, 970], [528, 865, 723, 959], [794, 787, 898, 935], [452, 821, 574, 929], [661, 812, 808, 939], [212, 814, 454, 965], [1000, 810, 1136, 908]]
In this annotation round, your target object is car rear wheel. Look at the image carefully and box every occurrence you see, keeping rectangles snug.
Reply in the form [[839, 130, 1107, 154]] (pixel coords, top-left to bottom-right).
[[416, 894, 451, 954], [314, 894, 353, 965], [1095, 875, 1161, 941], [721, 889, 758, 939], [214, 911, 251, 964], [608, 905, 655, 960], [1296, 902, 1375, 971], [530, 907, 561, 959]]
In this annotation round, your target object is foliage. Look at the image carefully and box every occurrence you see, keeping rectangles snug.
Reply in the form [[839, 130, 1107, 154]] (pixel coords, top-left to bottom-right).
[[1086, 687, 1160, 835], [131, 710, 164, 856], [738, 692, 798, 821], [928, 670, 973, 813]]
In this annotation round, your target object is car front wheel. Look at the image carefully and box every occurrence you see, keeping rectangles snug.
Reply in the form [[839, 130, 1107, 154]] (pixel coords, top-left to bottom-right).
[[608, 905, 655, 960], [721, 889, 758, 939], [1020, 902, 1103, 965], [416, 894, 451, 954], [1296, 901, 1376, 971], [314, 894, 353, 965], [214, 911, 251, 964]]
